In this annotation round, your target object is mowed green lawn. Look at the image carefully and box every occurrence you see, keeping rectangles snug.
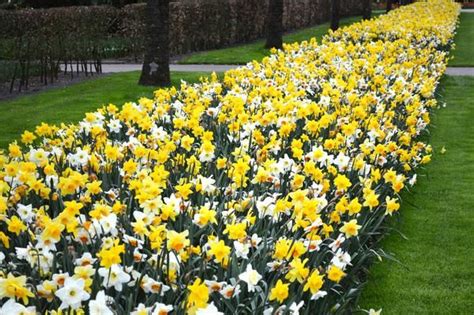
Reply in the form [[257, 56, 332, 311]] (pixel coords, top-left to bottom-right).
[[359, 76, 474, 313], [450, 12, 474, 67], [179, 15, 375, 65], [0, 72, 211, 148]]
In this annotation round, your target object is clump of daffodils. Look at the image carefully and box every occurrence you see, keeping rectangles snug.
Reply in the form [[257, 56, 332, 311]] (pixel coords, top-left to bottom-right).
[[0, 1, 459, 313]]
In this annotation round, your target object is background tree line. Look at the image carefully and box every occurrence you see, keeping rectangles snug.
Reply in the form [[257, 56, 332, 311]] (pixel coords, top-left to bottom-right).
[[0, 0, 143, 9], [139, 0, 375, 85], [0, 0, 379, 90]]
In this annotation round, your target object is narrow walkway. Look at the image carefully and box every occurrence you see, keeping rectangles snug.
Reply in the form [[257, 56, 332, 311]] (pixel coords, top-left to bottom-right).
[[84, 63, 474, 77], [71, 64, 239, 74], [114, 64, 238, 73], [445, 67, 474, 76]]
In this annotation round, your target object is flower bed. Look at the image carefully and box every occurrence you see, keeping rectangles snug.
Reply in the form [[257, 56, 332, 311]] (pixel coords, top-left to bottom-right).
[[0, 1, 459, 314]]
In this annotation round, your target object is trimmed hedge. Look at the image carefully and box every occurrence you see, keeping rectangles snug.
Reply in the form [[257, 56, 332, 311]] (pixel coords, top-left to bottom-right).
[[0, 0, 363, 90], [120, 0, 363, 56], [0, 6, 118, 90]]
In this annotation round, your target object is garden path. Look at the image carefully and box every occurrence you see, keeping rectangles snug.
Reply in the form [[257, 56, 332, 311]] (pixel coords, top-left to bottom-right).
[[61, 64, 237, 74], [95, 63, 474, 76], [445, 67, 474, 75]]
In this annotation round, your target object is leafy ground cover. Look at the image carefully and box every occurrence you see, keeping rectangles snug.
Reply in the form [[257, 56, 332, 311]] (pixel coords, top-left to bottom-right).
[[179, 15, 373, 65], [0, 71, 212, 148]]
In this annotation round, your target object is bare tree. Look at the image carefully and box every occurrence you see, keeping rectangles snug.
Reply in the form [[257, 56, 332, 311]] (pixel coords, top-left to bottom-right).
[[363, 0, 371, 20], [265, 0, 284, 49], [330, 0, 340, 31], [139, 0, 171, 86]]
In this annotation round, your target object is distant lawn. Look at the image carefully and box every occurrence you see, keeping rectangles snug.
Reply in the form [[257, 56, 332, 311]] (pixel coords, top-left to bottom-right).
[[450, 12, 474, 66], [179, 15, 378, 65], [359, 76, 474, 313], [0, 71, 212, 148]]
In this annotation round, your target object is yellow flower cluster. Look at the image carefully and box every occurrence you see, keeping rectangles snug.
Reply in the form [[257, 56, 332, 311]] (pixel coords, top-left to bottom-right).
[[0, 1, 459, 314]]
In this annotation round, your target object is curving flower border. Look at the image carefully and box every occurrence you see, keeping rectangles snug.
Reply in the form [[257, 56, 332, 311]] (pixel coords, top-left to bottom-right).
[[0, 1, 460, 314]]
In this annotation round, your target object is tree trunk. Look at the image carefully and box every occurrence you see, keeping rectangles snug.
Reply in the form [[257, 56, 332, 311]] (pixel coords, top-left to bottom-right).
[[363, 0, 371, 20], [386, 0, 393, 12], [264, 0, 284, 49], [139, 0, 171, 86], [330, 0, 340, 31]]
